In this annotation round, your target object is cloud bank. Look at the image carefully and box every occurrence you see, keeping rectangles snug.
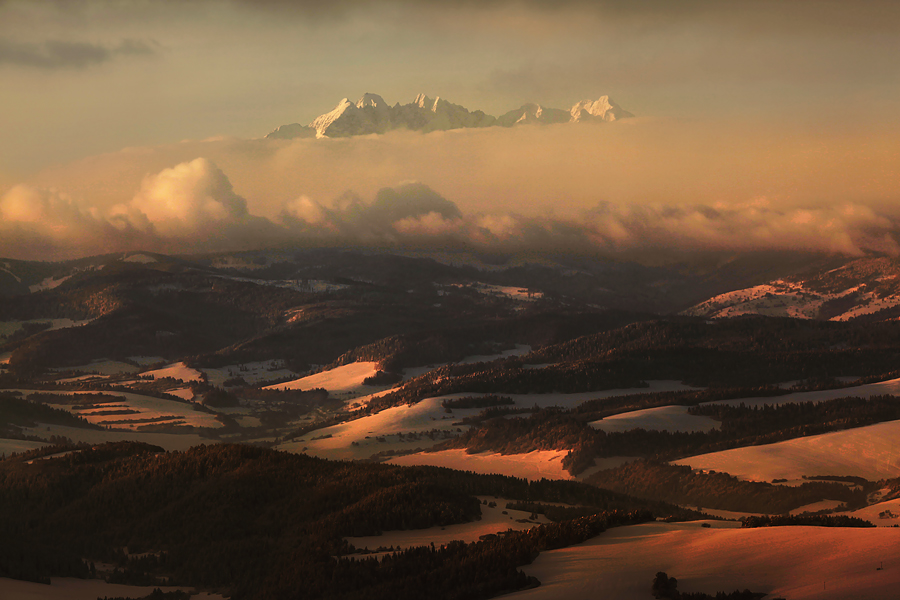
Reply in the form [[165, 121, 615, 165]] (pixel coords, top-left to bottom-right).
[[2, 155, 899, 262]]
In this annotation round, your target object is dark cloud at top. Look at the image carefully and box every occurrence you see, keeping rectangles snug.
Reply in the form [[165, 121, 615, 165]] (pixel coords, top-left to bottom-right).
[[220, 0, 900, 36], [0, 38, 156, 69], [9, 0, 898, 35]]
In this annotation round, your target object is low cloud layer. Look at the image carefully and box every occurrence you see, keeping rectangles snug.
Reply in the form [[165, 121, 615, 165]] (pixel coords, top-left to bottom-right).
[[0, 159, 283, 259], [2, 155, 899, 262]]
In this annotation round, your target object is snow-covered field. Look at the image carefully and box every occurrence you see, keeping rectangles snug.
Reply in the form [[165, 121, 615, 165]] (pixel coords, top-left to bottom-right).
[[121, 253, 157, 264], [458, 344, 532, 364], [56, 359, 138, 376], [673, 419, 900, 482], [204, 360, 299, 388], [13, 389, 223, 430], [430, 380, 698, 412], [586, 372, 900, 434], [591, 404, 719, 434], [140, 362, 204, 382], [166, 387, 195, 401], [683, 280, 832, 320], [844, 497, 900, 525], [400, 344, 532, 380], [511, 521, 900, 600], [128, 355, 165, 366], [280, 381, 697, 462], [17, 422, 213, 452], [0, 577, 224, 600], [264, 361, 381, 398], [226, 275, 349, 294], [345, 496, 552, 551], [0, 437, 48, 457], [0, 318, 92, 341], [468, 283, 544, 301], [28, 274, 73, 293], [789, 499, 846, 515], [707, 375, 900, 407], [278, 395, 470, 460], [389, 449, 573, 481], [683, 274, 900, 322]]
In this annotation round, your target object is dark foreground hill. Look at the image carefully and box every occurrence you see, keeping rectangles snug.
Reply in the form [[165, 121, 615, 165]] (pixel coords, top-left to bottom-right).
[[0, 442, 693, 600]]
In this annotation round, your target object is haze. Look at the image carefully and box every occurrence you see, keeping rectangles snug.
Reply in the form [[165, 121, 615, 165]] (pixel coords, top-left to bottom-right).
[[2, 0, 899, 260]]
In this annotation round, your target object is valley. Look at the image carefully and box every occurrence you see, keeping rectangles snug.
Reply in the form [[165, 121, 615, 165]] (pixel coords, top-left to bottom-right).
[[3, 248, 900, 600]]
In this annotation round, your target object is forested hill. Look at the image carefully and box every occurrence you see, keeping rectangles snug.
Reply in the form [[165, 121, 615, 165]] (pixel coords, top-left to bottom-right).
[[0, 442, 694, 600]]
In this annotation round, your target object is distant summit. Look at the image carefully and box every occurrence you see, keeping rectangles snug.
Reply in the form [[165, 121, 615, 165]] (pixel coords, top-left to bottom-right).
[[266, 93, 633, 140]]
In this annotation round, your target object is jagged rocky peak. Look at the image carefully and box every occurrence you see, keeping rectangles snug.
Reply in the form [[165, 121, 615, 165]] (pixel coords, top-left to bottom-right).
[[308, 97, 358, 138], [268, 92, 633, 139], [497, 103, 570, 127], [414, 93, 436, 110], [266, 122, 316, 140], [570, 96, 634, 122], [356, 93, 388, 110]]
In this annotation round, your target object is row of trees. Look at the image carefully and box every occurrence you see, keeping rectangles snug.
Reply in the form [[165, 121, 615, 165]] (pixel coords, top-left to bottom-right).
[[588, 462, 869, 514]]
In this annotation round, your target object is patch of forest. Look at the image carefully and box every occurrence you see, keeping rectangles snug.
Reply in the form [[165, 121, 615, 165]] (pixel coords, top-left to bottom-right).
[[0, 442, 698, 600], [435, 395, 900, 477], [651, 572, 770, 600], [442, 395, 514, 410], [352, 319, 900, 417], [327, 310, 651, 372], [528, 316, 900, 364], [587, 462, 869, 514], [521, 317, 900, 387], [0, 393, 101, 440], [740, 514, 874, 528], [359, 360, 649, 415]]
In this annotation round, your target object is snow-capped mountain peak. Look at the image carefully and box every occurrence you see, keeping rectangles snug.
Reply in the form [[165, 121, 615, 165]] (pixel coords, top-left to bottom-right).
[[356, 93, 388, 110], [570, 96, 634, 122], [268, 93, 634, 140], [309, 98, 356, 138]]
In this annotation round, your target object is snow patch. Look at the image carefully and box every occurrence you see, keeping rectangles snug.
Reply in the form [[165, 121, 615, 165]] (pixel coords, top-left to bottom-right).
[[141, 362, 204, 383], [591, 404, 720, 434], [265, 361, 381, 398], [28, 274, 72, 293], [515, 521, 900, 600], [345, 496, 552, 552], [673, 418, 900, 482], [121, 253, 158, 264], [204, 360, 299, 388], [389, 449, 574, 481]]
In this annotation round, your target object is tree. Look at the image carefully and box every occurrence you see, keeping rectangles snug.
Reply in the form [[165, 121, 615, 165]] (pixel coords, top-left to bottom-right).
[[652, 571, 678, 599]]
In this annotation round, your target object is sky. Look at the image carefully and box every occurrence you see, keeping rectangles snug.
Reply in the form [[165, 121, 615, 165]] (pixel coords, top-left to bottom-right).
[[1, 0, 899, 261]]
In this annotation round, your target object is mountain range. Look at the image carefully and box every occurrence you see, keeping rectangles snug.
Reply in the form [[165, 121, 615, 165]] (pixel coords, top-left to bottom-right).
[[266, 93, 633, 139]]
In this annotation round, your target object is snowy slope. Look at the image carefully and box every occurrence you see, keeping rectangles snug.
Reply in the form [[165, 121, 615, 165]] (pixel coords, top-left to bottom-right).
[[267, 93, 632, 139], [684, 256, 900, 321]]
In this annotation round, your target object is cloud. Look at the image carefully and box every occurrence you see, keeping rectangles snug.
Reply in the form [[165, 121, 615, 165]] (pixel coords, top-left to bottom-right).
[[0, 158, 284, 259], [276, 183, 900, 258], [0, 38, 156, 69], [112, 157, 285, 253], [222, 0, 900, 32], [578, 200, 900, 257], [7, 107, 900, 262], [0, 184, 150, 259], [280, 182, 464, 244], [119, 158, 250, 236], [3, 163, 900, 262]]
